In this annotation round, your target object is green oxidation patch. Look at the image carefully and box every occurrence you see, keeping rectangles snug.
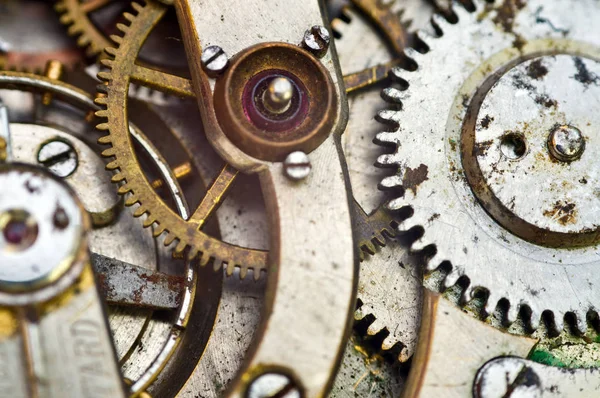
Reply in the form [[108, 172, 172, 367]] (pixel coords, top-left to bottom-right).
[[529, 350, 569, 368], [529, 338, 600, 369]]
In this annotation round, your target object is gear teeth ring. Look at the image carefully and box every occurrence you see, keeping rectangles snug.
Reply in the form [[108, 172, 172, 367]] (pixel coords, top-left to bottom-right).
[[95, 0, 267, 280], [374, 0, 600, 336]]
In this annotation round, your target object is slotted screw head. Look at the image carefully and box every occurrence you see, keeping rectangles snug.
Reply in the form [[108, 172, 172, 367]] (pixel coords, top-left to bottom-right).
[[283, 151, 311, 181], [201, 45, 229, 77], [301, 26, 330, 58]]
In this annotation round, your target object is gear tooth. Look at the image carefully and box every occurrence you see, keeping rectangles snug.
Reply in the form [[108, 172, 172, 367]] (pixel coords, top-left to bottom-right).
[[95, 109, 109, 118], [123, 12, 136, 22], [375, 153, 400, 168], [131, 2, 144, 12], [388, 67, 411, 86], [375, 109, 400, 128], [101, 148, 116, 157], [386, 197, 409, 212], [124, 195, 138, 206], [96, 122, 110, 131], [442, 270, 461, 290], [239, 266, 248, 280], [381, 87, 404, 105], [529, 308, 541, 330], [105, 160, 120, 170], [415, 29, 436, 43], [379, 175, 403, 190], [403, 47, 422, 63], [97, 71, 112, 82], [366, 317, 386, 336], [452, 1, 472, 20], [163, 232, 177, 247], [132, 205, 147, 218], [374, 131, 400, 146], [506, 303, 521, 325], [464, 285, 476, 302], [187, 247, 199, 261], [94, 97, 108, 106], [97, 135, 111, 145], [142, 215, 156, 228], [111, 173, 126, 183], [76, 36, 90, 47], [575, 312, 588, 333], [100, 59, 114, 69], [431, 13, 451, 32], [116, 23, 130, 34], [485, 291, 500, 315], [397, 347, 411, 363], [54, 2, 66, 12], [174, 240, 187, 254], [117, 184, 132, 195], [109, 36, 122, 46], [554, 313, 565, 333], [153, 225, 166, 238], [200, 253, 212, 267]]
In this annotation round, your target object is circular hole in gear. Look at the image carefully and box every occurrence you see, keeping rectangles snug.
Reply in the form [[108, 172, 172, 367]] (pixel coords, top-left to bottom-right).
[[1, 209, 39, 252], [500, 132, 527, 160]]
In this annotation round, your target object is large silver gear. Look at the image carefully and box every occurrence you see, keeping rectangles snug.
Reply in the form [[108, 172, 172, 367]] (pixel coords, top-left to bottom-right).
[[376, 0, 600, 333]]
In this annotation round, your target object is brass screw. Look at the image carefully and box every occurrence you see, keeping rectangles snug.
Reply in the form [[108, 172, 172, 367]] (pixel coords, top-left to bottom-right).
[[42, 60, 64, 105]]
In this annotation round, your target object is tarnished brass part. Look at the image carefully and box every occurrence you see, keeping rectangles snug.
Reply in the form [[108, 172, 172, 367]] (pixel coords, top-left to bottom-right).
[[0, 137, 6, 162], [213, 43, 338, 161], [350, 0, 406, 54], [341, 0, 409, 92], [343, 59, 400, 93], [55, 0, 114, 59], [56, 0, 189, 75], [352, 201, 398, 260], [151, 162, 192, 190], [96, 0, 268, 278], [42, 60, 65, 105]]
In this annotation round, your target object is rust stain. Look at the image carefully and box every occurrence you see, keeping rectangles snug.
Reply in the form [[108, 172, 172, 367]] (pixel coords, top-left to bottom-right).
[[543, 201, 577, 226], [473, 139, 494, 157], [486, 0, 527, 50], [527, 59, 548, 80], [402, 164, 429, 195], [480, 115, 494, 129]]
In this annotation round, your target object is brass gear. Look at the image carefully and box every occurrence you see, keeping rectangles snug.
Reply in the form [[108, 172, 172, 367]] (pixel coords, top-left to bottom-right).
[[96, 0, 267, 278], [55, 0, 115, 59]]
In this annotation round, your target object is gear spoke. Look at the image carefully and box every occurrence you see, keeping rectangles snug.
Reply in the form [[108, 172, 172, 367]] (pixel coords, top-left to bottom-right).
[[188, 164, 238, 228], [131, 64, 194, 97]]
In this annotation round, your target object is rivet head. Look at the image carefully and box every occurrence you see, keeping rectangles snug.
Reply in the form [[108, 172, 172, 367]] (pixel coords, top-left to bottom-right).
[[548, 125, 585, 162]]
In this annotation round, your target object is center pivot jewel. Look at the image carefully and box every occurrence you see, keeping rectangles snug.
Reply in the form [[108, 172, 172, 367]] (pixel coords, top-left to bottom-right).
[[213, 42, 337, 161]]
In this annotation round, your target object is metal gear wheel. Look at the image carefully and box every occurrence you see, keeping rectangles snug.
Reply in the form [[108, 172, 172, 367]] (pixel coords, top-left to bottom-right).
[[376, 0, 600, 332], [96, 0, 267, 278], [332, 0, 437, 362]]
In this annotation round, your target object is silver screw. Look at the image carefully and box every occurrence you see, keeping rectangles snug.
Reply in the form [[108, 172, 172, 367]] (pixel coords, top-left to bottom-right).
[[302, 26, 330, 58], [283, 151, 311, 181], [201, 45, 229, 77], [548, 124, 585, 162], [262, 77, 294, 114], [37, 139, 78, 178], [246, 373, 301, 398]]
